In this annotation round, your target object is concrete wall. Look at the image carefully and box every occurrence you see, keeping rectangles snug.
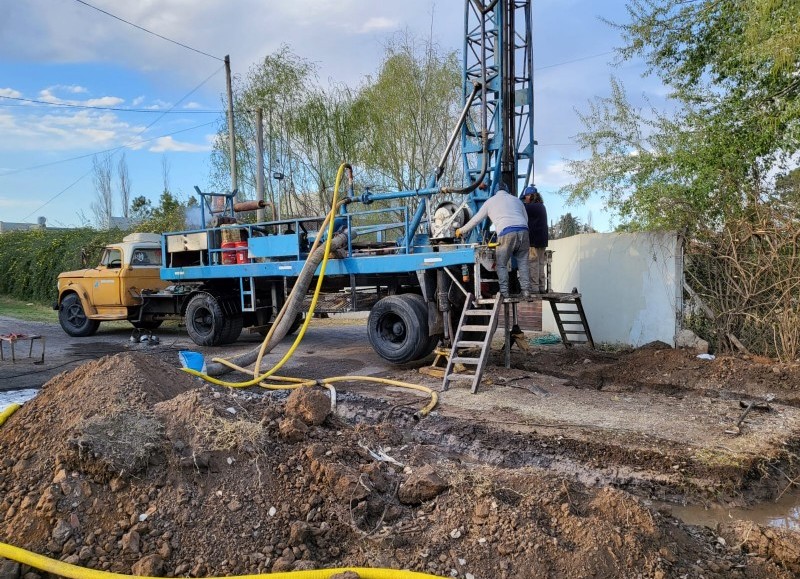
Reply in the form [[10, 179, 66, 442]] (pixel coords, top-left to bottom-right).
[[544, 231, 682, 347]]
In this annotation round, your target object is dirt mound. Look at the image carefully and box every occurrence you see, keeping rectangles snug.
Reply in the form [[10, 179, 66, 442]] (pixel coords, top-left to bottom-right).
[[0, 352, 796, 578]]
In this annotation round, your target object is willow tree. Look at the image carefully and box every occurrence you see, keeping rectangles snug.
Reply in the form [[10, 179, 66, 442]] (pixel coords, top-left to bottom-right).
[[209, 45, 318, 217], [357, 32, 462, 192]]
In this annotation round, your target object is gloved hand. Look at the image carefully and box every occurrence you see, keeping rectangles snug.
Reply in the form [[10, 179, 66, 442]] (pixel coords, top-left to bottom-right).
[[454, 228, 462, 238]]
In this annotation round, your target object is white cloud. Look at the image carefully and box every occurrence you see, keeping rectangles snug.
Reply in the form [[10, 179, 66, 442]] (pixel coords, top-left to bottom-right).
[[0, 88, 23, 98], [0, 108, 147, 152], [183, 101, 203, 109], [359, 17, 398, 33], [132, 96, 145, 106], [534, 159, 575, 189], [84, 96, 125, 107], [149, 136, 211, 153]]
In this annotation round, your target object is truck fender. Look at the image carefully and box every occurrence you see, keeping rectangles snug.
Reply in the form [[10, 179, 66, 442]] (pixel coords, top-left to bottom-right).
[[58, 285, 97, 316]]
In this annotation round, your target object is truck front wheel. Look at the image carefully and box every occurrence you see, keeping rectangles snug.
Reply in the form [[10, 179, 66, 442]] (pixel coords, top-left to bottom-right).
[[185, 293, 228, 346], [59, 293, 100, 337]]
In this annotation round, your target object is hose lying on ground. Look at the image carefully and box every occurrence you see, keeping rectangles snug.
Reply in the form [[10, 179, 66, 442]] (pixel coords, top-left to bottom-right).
[[0, 541, 446, 579], [0, 403, 20, 427]]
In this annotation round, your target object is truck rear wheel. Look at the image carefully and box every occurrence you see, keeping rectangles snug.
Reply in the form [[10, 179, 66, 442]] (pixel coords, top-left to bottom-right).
[[58, 293, 100, 337], [367, 295, 428, 364], [401, 294, 439, 360], [220, 314, 243, 345], [185, 293, 228, 346]]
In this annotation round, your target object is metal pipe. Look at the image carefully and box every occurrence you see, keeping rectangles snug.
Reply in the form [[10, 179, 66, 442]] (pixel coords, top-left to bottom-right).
[[435, 83, 480, 182], [441, 0, 491, 195], [255, 108, 266, 221]]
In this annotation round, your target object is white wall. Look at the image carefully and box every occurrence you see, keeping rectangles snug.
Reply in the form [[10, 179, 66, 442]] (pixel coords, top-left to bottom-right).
[[544, 231, 682, 347]]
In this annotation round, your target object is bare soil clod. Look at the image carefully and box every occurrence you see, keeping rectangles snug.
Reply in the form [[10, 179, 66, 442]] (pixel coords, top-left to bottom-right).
[[0, 344, 799, 578]]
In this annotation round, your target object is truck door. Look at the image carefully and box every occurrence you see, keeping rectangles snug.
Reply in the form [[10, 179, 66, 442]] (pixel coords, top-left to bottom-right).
[[86, 248, 123, 307]]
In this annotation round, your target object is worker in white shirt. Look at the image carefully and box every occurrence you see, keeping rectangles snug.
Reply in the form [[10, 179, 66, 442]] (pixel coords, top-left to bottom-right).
[[456, 182, 532, 300]]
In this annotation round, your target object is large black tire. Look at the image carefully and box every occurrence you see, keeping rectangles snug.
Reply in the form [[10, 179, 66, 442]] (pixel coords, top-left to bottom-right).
[[220, 314, 243, 345], [58, 293, 100, 337], [401, 294, 439, 360], [131, 319, 163, 330], [367, 295, 428, 364], [185, 293, 228, 347]]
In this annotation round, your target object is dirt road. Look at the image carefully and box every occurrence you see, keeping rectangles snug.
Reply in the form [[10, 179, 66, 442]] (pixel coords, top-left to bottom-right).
[[1, 314, 799, 577]]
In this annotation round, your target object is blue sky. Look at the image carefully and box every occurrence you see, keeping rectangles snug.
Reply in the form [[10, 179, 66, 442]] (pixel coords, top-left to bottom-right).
[[0, 0, 666, 231]]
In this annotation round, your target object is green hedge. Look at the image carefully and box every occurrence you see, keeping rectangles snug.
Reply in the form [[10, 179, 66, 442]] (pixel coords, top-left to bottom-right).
[[0, 228, 127, 305]]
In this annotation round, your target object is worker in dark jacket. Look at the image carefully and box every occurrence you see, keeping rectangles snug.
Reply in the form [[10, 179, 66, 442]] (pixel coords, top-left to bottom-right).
[[521, 185, 548, 293]]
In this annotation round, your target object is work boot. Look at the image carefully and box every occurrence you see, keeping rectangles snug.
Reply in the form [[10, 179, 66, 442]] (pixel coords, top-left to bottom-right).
[[521, 290, 531, 301]]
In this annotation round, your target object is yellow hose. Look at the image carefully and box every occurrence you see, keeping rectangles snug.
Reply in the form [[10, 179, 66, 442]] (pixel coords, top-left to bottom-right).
[[209, 359, 438, 418], [183, 163, 345, 388], [0, 403, 20, 427], [181, 162, 439, 419], [0, 542, 445, 579]]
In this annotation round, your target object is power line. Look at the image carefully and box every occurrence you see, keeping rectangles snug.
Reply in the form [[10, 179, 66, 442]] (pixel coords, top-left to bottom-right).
[[6, 120, 218, 179], [4, 65, 224, 178], [18, 120, 217, 221], [0, 95, 221, 114], [72, 0, 223, 62], [535, 50, 615, 71]]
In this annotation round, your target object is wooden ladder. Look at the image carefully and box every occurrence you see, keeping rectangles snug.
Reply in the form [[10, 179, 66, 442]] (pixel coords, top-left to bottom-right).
[[544, 291, 595, 349], [442, 293, 502, 394]]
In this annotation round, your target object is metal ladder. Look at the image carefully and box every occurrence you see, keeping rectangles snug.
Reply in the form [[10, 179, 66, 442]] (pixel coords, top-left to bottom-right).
[[442, 293, 502, 394], [239, 276, 256, 312], [544, 291, 594, 349]]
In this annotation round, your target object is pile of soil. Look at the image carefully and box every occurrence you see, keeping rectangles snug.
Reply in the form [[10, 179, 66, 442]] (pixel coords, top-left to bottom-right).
[[0, 351, 797, 578]]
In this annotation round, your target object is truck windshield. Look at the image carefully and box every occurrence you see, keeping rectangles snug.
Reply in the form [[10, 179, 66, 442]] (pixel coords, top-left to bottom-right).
[[131, 248, 162, 267], [100, 249, 122, 269]]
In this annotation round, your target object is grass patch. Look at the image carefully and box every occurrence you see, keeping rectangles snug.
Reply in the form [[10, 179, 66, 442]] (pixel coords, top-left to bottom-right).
[[0, 295, 58, 323], [693, 448, 747, 469]]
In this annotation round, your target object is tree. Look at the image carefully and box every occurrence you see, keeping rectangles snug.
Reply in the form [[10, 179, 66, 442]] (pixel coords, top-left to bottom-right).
[[129, 195, 152, 222], [91, 153, 114, 228], [209, 45, 318, 217], [564, 1, 800, 357], [357, 31, 462, 191], [551, 213, 582, 240], [117, 153, 131, 219], [209, 38, 462, 220], [564, 0, 800, 232]]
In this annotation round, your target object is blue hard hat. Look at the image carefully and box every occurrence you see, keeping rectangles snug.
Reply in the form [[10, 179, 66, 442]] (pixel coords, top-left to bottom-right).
[[524, 185, 538, 195]]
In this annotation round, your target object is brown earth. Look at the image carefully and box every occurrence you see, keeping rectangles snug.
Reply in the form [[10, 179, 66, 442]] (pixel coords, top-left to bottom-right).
[[1, 336, 800, 578]]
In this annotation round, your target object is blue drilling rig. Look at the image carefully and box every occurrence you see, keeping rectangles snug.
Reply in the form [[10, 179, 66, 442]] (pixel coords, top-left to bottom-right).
[[146, 0, 556, 366]]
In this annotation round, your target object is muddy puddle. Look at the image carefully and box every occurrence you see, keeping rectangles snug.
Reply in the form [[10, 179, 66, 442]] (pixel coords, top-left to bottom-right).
[[667, 492, 800, 531]]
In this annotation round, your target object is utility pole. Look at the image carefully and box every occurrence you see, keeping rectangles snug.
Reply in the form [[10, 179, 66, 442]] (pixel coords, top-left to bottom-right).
[[224, 55, 238, 201], [255, 108, 266, 222]]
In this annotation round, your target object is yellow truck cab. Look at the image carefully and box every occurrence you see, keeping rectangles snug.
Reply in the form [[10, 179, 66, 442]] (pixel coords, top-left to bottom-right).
[[55, 233, 170, 336]]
